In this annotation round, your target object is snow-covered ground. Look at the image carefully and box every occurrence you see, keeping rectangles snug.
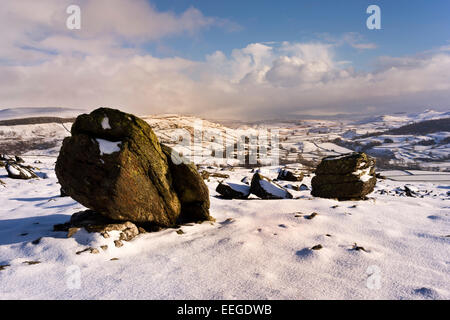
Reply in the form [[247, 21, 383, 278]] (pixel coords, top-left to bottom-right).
[[1, 157, 449, 299]]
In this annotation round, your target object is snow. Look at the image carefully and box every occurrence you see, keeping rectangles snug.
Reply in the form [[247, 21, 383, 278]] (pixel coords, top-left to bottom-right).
[[323, 153, 352, 161], [226, 182, 251, 196], [101, 117, 111, 130], [7, 165, 22, 176], [95, 138, 121, 156], [0, 157, 449, 299], [353, 168, 373, 182]]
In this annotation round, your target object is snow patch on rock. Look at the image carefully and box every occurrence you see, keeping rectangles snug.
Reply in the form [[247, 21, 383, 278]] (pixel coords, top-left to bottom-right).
[[95, 138, 121, 156]]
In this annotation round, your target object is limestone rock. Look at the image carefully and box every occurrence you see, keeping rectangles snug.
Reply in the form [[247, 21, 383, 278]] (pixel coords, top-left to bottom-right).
[[55, 108, 212, 226], [216, 182, 250, 199], [250, 173, 293, 199], [6, 163, 37, 180], [277, 169, 304, 182], [311, 152, 376, 200]]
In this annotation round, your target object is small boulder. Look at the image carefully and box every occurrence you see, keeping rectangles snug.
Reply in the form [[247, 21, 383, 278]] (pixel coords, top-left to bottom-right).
[[240, 176, 250, 185], [15, 156, 25, 164], [250, 173, 293, 199], [277, 169, 304, 182], [216, 182, 251, 199], [311, 152, 376, 200], [6, 163, 37, 180]]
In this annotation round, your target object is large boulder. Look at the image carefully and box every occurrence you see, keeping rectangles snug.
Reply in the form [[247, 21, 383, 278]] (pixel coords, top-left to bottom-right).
[[161, 144, 211, 223], [311, 152, 376, 200], [250, 173, 293, 199], [55, 108, 212, 227]]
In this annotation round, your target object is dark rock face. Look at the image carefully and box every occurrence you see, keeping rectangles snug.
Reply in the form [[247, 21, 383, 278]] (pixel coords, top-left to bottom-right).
[[55, 107, 211, 227], [311, 152, 376, 200], [250, 173, 293, 199], [277, 169, 304, 182], [216, 182, 250, 199], [161, 145, 212, 223]]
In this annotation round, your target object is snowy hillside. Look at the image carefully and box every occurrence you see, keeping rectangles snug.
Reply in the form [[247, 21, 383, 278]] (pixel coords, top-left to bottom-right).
[[0, 108, 449, 170]]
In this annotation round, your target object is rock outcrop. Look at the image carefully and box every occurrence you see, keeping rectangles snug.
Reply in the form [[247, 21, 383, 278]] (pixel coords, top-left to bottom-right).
[[55, 107, 212, 227], [311, 152, 376, 200]]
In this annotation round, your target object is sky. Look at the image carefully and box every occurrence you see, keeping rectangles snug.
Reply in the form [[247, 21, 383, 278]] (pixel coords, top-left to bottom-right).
[[0, 0, 449, 120]]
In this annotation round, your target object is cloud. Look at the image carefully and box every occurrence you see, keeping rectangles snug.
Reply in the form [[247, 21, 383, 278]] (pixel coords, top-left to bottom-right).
[[0, 0, 229, 64], [316, 32, 377, 50], [0, 1, 448, 120]]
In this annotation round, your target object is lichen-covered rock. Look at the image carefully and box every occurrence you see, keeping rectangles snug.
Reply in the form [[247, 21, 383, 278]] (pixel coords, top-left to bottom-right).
[[55, 107, 211, 227], [277, 169, 304, 182], [6, 163, 38, 179], [314, 152, 375, 175], [250, 173, 293, 199], [216, 181, 251, 199], [161, 144, 212, 223], [311, 152, 376, 200]]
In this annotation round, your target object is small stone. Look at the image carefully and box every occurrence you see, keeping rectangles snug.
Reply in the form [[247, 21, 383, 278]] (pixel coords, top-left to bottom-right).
[[101, 232, 110, 238], [90, 248, 100, 254], [331, 205, 339, 209], [311, 244, 323, 250], [352, 243, 369, 252], [19, 233, 28, 236], [76, 248, 91, 255], [325, 234, 332, 237], [110, 258, 119, 261], [23, 261, 41, 265], [220, 218, 234, 225], [114, 240, 123, 248], [138, 227, 146, 234], [100, 245, 108, 251], [67, 227, 80, 238], [118, 224, 139, 241], [176, 229, 184, 235], [31, 237, 42, 245], [0, 264, 11, 271], [305, 212, 318, 220]]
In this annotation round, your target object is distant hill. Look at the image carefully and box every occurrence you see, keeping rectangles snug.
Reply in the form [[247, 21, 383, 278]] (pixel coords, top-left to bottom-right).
[[0, 107, 84, 121], [0, 117, 76, 126], [385, 117, 450, 135]]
